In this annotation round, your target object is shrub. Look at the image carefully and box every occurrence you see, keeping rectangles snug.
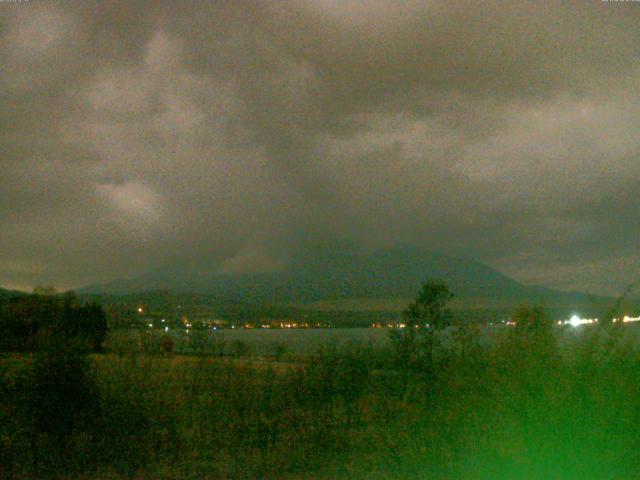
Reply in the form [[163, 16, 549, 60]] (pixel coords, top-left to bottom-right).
[[231, 339, 251, 357], [13, 339, 100, 475], [160, 335, 175, 354], [273, 342, 287, 361]]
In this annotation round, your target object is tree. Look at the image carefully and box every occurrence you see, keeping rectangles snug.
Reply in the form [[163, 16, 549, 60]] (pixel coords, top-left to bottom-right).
[[80, 302, 108, 353], [390, 280, 453, 374], [403, 280, 454, 331], [510, 304, 557, 360], [0, 293, 108, 353], [512, 304, 551, 339], [19, 338, 100, 473], [33, 285, 58, 296]]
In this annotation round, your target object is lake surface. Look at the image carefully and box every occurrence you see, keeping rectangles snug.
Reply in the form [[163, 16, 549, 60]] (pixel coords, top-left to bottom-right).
[[107, 322, 640, 356]]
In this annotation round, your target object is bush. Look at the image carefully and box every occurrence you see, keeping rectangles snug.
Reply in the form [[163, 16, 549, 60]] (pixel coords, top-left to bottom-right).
[[231, 339, 251, 357], [273, 342, 287, 361], [160, 335, 175, 354]]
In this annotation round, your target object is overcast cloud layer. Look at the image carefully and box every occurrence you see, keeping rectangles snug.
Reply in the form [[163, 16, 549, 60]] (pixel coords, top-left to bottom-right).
[[1, 0, 640, 294]]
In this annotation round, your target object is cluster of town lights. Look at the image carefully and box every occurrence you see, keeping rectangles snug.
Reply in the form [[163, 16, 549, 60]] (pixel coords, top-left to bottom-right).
[[137, 300, 640, 331], [555, 314, 640, 327]]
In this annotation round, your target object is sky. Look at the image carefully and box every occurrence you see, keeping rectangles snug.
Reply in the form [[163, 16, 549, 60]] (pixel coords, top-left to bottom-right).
[[1, 0, 639, 295]]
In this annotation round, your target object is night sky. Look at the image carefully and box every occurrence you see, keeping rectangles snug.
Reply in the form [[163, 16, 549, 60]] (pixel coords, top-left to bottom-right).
[[1, 1, 639, 294]]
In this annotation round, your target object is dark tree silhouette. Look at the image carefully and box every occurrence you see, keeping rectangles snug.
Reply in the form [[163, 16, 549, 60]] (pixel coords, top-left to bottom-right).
[[390, 280, 453, 374], [403, 280, 454, 330], [0, 292, 108, 352]]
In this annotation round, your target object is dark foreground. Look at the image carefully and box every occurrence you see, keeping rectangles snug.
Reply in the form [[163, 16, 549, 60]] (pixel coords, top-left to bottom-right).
[[2, 321, 640, 479]]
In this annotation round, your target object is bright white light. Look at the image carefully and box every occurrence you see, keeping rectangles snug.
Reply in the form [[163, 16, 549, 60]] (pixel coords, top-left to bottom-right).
[[563, 315, 597, 327], [623, 315, 640, 323], [137, 307, 143, 313], [164, 326, 169, 332], [148, 323, 153, 328]]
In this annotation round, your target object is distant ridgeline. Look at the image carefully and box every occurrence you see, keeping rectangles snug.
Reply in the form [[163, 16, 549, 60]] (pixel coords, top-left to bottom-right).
[[81, 246, 616, 319], [83, 247, 517, 300], [0, 290, 107, 352]]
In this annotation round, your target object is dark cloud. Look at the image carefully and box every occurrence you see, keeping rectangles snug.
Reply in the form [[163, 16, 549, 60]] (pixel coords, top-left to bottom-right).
[[1, 1, 639, 294]]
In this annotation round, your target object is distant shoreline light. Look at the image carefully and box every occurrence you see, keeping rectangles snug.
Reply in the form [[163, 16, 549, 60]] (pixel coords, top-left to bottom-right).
[[566, 315, 597, 327], [558, 314, 640, 327]]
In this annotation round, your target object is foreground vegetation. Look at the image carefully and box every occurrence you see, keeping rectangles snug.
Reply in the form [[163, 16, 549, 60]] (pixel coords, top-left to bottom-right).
[[2, 284, 640, 479], [1, 325, 639, 478]]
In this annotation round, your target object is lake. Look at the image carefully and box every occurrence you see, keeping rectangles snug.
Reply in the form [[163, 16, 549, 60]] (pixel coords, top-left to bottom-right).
[[105, 323, 640, 356]]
